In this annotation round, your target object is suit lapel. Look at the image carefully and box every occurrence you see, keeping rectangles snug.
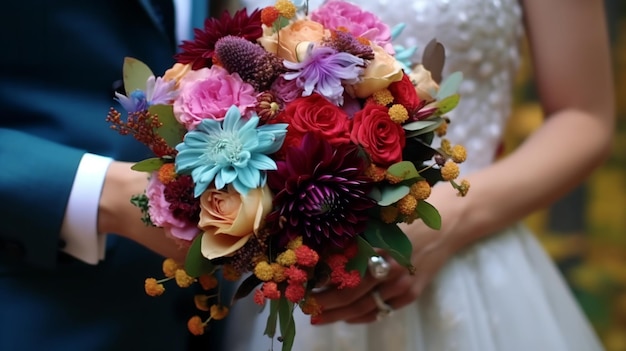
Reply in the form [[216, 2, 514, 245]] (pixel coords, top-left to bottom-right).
[[137, 0, 168, 35]]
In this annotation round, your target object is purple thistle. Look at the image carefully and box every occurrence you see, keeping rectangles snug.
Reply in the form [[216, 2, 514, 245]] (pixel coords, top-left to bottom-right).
[[214, 35, 284, 91], [283, 44, 364, 106]]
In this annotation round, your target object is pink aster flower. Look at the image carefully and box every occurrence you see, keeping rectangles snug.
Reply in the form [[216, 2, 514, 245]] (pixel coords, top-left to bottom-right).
[[146, 174, 200, 242], [311, 0, 394, 55], [173, 65, 257, 130]]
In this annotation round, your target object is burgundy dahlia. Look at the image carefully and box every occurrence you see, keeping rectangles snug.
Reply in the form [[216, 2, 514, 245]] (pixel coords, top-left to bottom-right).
[[266, 133, 375, 249], [163, 175, 200, 224], [175, 9, 263, 70]]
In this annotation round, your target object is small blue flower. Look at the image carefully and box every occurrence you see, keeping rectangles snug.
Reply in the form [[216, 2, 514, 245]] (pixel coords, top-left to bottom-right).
[[283, 44, 364, 106], [175, 105, 288, 196], [115, 75, 178, 113]]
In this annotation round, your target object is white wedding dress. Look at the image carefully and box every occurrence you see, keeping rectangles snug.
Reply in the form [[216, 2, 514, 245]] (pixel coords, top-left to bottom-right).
[[224, 0, 605, 350]]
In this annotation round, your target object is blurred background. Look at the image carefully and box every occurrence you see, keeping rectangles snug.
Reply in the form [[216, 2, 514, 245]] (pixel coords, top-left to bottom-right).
[[506, 1, 626, 349]]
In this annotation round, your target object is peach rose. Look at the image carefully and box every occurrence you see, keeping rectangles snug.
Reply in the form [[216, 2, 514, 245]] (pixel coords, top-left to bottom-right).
[[258, 19, 328, 62], [409, 64, 440, 102], [199, 184, 273, 259], [163, 63, 192, 88], [348, 44, 404, 98]]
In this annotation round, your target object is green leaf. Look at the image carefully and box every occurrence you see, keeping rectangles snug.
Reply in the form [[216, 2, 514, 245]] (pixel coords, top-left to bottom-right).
[[264, 299, 280, 338], [278, 298, 296, 351], [232, 274, 263, 302], [403, 117, 445, 138], [387, 161, 419, 180], [378, 185, 410, 206], [363, 220, 413, 270], [416, 200, 442, 230], [436, 94, 460, 115], [131, 157, 165, 172], [184, 234, 215, 278], [122, 57, 153, 95], [345, 235, 378, 276], [402, 120, 440, 132], [148, 104, 186, 148], [436, 71, 463, 100]]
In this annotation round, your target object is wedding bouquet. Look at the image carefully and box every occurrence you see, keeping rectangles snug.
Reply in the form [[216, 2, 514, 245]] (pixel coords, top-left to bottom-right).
[[107, 0, 468, 349]]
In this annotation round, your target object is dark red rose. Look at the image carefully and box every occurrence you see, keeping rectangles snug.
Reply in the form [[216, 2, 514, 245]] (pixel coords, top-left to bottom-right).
[[388, 73, 421, 111], [350, 103, 405, 166]]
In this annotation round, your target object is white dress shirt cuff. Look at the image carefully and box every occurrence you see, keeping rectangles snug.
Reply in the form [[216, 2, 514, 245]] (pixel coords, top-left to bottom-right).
[[60, 153, 112, 265]]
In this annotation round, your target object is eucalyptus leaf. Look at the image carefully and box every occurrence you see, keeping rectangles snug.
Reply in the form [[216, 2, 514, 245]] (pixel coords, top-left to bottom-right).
[[148, 104, 186, 148], [403, 120, 439, 132], [421, 39, 445, 84], [184, 234, 215, 278], [416, 200, 442, 230], [363, 220, 413, 269], [387, 161, 419, 180], [378, 185, 410, 207], [278, 298, 295, 351], [264, 299, 279, 338], [232, 274, 263, 302], [436, 94, 460, 115], [436, 71, 463, 100], [122, 57, 153, 96], [131, 157, 164, 173], [404, 117, 445, 138], [345, 236, 378, 276]]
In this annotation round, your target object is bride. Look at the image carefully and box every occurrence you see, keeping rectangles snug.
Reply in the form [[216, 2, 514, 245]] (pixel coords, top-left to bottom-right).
[[224, 0, 613, 350]]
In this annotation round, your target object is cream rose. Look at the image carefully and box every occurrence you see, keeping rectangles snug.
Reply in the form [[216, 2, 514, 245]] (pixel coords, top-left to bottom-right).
[[348, 44, 404, 98], [409, 64, 440, 102], [163, 63, 192, 88], [199, 184, 273, 260], [258, 19, 328, 62]]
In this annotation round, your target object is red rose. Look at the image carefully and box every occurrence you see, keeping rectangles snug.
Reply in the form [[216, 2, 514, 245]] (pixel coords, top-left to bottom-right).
[[278, 94, 352, 150], [351, 104, 405, 166], [388, 73, 421, 111]]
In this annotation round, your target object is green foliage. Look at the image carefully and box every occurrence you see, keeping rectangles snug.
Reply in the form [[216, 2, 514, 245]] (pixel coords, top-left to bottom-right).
[[122, 57, 153, 95], [377, 184, 410, 206], [363, 220, 414, 270], [346, 236, 379, 276], [435, 93, 460, 115], [387, 161, 420, 180], [264, 299, 279, 338], [416, 200, 442, 230], [148, 104, 186, 148], [131, 157, 165, 172], [278, 298, 296, 351], [184, 234, 215, 278], [130, 193, 153, 226], [436, 71, 463, 100]]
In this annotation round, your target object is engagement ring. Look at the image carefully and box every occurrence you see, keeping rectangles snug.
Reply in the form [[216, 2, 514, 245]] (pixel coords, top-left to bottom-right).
[[371, 290, 393, 321]]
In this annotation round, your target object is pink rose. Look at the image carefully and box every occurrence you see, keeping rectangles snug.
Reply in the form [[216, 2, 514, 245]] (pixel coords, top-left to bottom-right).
[[199, 185, 273, 260], [173, 65, 257, 130], [351, 103, 405, 166], [311, 0, 394, 54], [146, 175, 200, 242]]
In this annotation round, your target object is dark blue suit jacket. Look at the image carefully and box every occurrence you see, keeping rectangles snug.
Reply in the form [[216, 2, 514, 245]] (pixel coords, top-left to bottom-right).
[[0, 1, 221, 350]]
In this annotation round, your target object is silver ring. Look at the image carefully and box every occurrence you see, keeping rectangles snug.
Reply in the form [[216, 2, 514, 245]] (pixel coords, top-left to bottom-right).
[[368, 256, 390, 280], [371, 290, 393, 320]]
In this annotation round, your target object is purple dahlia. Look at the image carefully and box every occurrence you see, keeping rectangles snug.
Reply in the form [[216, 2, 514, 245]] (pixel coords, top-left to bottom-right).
[[266, 133, 375, 249]]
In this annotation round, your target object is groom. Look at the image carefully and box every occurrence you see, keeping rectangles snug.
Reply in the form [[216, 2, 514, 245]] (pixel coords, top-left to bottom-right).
[[0, 1, 228, 350]]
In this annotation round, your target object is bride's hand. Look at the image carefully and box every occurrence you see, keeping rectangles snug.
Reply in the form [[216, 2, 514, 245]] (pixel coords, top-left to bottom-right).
[[311, 185, 466, 324]]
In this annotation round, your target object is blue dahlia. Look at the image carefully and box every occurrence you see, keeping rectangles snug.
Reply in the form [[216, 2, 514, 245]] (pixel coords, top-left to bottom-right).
[[175, 105, 288, 196]]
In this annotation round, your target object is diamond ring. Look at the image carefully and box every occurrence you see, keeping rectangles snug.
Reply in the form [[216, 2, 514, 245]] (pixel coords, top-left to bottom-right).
[[368, 256, 391, 280]]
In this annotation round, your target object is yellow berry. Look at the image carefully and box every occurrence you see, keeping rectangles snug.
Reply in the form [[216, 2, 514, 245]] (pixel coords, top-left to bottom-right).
[[397, 194, 418, 216], [271, 263, 287, 283], [198, 274, 218, 290], [441, 161, 460, 181], [436, 121, 448, 137], [385, 172, 403, 185], [457, 179, 471, 197], [372, 89, 394, 106], [388, 104, 409, 124], [210, 304, 229, 320], [365, 164, 386, 182], [175, 269, 195, 288], [440, 138, 453, 155], [144, 278, 165, 297], [254, 261, 275, 281], [380, 206, 399, 224], [187, 316, 206, 336], [194, 295, 211, 312], [275, 0, 296, 18], [276, 249, 297, 266], [410, 180, 431, 200], [451, 145, 467, 163], [162, 258, 180, 278], [286, 236, 303, 250]]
